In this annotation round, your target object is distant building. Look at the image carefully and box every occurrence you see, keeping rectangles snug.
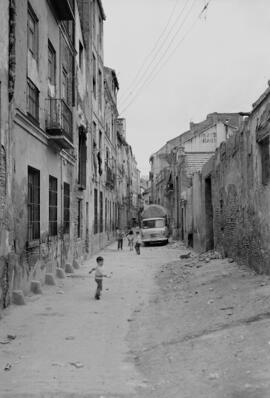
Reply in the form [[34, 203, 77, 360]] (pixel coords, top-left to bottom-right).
[[150, 113, 243, 239]]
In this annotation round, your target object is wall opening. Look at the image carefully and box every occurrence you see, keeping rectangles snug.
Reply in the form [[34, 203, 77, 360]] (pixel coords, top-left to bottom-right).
[[205, 176, 214, 251]]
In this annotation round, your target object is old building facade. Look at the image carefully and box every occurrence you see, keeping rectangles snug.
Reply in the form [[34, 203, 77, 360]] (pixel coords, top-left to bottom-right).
[[150, 113, 242, 239], [0, 0, 141, 311]]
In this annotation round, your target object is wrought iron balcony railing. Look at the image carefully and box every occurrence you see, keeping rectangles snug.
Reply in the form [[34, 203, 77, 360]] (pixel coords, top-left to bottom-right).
[[45, 98, 73, 149]]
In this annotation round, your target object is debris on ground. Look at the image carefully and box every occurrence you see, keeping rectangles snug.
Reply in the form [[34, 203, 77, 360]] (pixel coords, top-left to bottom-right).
[[198, 251, 222, 262], [180, 251, 191, 259], [7, 334, 16, 340], [69, 361, 84, 369], [4, 363, 12, 371]]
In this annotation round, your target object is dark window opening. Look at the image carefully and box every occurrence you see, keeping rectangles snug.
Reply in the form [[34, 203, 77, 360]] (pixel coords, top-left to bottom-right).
[[48, 41, 56, 86], [79, 41, 83, 70], [27, 78, 39, 122], [99, 191, 103, 233], [260, 136, 270, 185], [92, 53, 96, 99], [28, 166, 40, 241], [98, 69, 102, 109], [94, 188, 98, 234], [77, 199, 82, 238], [63, 182, 70, 234], [78, 129, 87, 188], [49, 175, 57, 236]]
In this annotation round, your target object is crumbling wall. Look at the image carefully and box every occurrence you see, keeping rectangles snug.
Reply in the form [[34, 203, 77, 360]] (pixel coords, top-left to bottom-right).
[[198, 95, 270, 273]]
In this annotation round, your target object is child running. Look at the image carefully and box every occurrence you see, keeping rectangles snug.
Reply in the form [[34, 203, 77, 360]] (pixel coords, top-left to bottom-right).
[[89, 256, 111, 300]]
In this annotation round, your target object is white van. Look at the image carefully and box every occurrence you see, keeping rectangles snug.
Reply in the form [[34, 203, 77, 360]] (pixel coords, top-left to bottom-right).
[[141, 217, 168, 245]]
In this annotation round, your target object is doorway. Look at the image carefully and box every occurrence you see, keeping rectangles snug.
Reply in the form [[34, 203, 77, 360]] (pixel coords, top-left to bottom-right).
[[205, 176, 214, 251]]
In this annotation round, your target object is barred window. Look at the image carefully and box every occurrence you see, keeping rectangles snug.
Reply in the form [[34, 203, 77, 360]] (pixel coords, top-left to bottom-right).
[[27, 79, 39, 122], [63, 182, 70, 234], [99, 191, 103, 233], [49, 176, 57, 236], [94, 188, 98, 234], [28, 166, 40, 241]]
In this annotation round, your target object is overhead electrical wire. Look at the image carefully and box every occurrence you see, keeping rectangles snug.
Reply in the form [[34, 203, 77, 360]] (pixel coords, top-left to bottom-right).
[[119, 0, 197, 110], [118, 0, 179, 104], [119, 1, 212, 115], [118, 0, 192, 106]]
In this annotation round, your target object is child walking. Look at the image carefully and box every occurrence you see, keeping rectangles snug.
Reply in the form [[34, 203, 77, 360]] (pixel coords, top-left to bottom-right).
[[89, 256, 111, 300], [127, 230, 134, 251], [134, 231, 142, 255]]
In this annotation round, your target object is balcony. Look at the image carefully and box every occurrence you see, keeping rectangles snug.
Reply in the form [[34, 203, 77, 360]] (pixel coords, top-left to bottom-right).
[[106, 166, 115, 189], [45, 98, 73, 150], [52, 0, 74, 20]]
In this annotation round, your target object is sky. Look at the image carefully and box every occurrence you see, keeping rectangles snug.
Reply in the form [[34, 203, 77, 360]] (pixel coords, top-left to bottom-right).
[[102, 0, 270, 176]]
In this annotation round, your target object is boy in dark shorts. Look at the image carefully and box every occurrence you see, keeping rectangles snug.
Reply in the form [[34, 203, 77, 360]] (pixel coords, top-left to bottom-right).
[[89, 256, 111, 300]]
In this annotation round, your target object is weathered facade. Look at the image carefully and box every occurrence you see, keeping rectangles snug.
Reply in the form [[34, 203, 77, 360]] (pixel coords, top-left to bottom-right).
[[150, 113, 242, 239], [0, 0, 14, 309], [0, 0, 141, 312]]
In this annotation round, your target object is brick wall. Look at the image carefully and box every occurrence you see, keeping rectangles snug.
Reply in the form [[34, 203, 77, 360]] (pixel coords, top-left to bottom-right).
[[197, 94, 270, 273]]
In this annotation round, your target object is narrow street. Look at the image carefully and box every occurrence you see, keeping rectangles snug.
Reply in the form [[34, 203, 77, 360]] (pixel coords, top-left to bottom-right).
[[1, 241, 270, 398]]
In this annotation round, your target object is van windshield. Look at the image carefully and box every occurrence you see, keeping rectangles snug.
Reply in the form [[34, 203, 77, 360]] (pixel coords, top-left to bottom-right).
[[142, 219, 165, 229]]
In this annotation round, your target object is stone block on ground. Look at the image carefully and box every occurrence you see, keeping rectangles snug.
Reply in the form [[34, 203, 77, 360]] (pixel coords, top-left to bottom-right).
[[65, 263, 74, 274], [56, 268, 65, 279], [180, 251, 191, 259], [45, 273, 56, 285], [30, 280, 43, 294], [73, 259, 80, 270], [12, 290, 26, 305]]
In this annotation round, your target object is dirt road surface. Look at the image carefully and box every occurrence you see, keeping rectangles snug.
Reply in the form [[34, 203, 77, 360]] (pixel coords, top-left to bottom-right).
[[1, 241, 270, 397]]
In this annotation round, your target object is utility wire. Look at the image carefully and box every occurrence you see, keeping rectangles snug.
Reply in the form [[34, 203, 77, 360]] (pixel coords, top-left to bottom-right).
[[118, 0, 179, 103], [120, 1, 212, 115], [118, 0, 191, 106], [120, 0, 197, 111]]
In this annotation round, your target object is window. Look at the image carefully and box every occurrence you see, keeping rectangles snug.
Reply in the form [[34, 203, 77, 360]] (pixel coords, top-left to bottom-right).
[[99, 130, 102, 150], [105, 198, 107, 231], [98, 69, 102, 109], [48, 41, 56, 86], [78, 129, 87, 188], [99, 191, 103, 233], [98, 16, 103, 50], [260, 136, 270, 185], [27, 78, 39, 122], [62, 67, 68, 103], [63, 183, 70, 233], [28, 166, 40, 241], [77, 199, 82, 238], [92, 53, 96, 99], [27, 4, 38, 60], [49, 176, 57, 236], [92, 0, 96, 37], [94, 188, 98, 234], [79, 41, 83, 70]]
